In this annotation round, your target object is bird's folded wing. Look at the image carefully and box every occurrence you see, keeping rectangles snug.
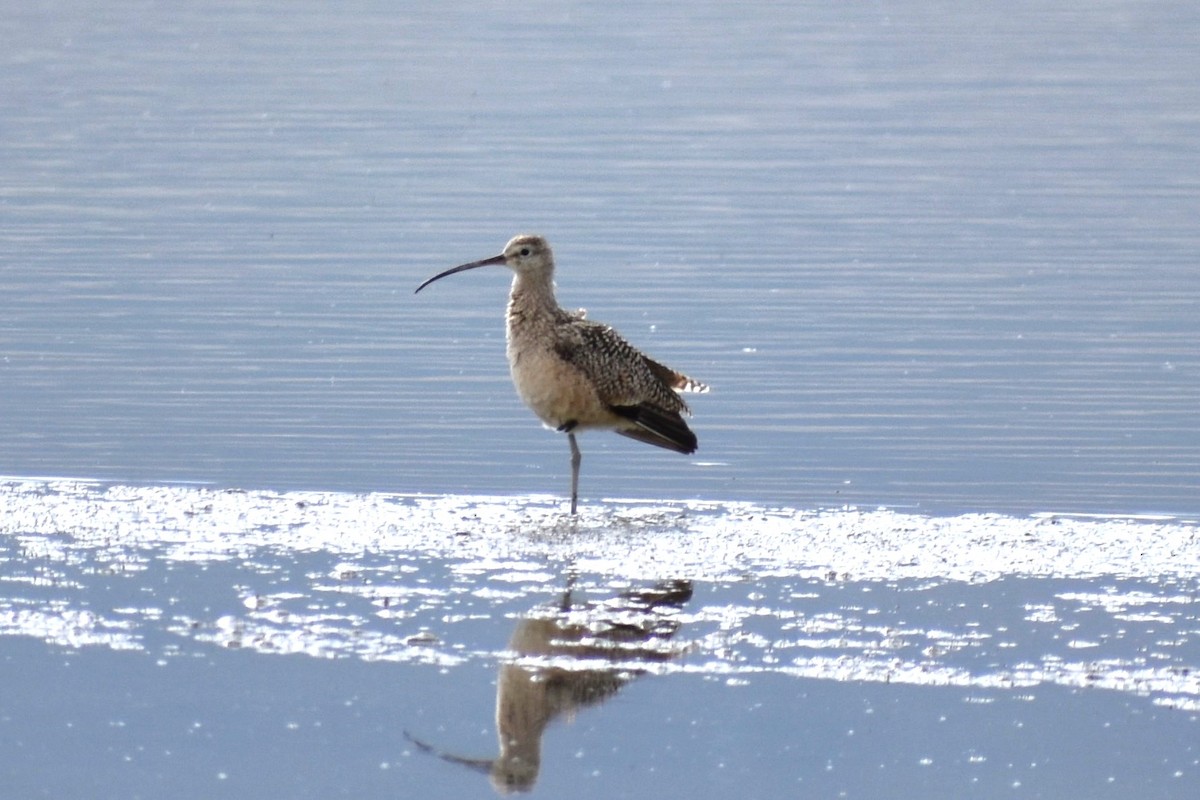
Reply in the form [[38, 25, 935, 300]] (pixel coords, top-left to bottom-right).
[[553, 320, 689, 412]]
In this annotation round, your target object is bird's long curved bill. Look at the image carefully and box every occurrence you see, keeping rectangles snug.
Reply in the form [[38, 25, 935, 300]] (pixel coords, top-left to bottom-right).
[[403, 731, 494, 775], [414, 253, 506, 294]]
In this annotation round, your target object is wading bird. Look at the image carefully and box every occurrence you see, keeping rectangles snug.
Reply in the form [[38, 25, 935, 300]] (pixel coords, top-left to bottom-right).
[[415, 234, 707, 513]]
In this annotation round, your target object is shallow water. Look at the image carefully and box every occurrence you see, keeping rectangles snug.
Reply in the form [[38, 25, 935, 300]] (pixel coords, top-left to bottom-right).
[[2, 479, 1199, 797], [3, 1, 1200, 797]]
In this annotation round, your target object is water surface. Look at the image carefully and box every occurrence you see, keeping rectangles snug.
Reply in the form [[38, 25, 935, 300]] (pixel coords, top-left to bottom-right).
[[3, 2, 1200, 797], [2, 479, 1198, 797], [2, 0, 1197, 514]]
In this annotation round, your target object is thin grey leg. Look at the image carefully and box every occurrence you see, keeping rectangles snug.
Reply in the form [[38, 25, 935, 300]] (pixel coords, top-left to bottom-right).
[[568, 433, 581, 515]]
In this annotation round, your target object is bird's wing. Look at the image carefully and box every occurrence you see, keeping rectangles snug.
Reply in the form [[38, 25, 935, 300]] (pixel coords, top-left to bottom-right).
[[610, 405, 698, 454], [552, 319, 690, 413]]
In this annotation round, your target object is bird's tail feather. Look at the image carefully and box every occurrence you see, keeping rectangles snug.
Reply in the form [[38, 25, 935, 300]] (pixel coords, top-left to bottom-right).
[[644, 357, 710, 395]]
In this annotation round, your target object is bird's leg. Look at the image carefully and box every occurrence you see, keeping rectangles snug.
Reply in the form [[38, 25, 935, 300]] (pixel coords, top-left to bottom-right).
[[557, 421, 582, 515], [568, 432, 581, 515]]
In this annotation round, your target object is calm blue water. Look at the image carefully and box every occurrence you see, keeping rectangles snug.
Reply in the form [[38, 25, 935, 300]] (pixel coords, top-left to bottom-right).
[[3, 3, 1200, 797], [3, 1, 1197, 515]]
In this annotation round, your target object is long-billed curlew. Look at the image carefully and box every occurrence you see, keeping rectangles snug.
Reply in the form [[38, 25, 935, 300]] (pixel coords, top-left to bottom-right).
[[415, 234, 708, 514]]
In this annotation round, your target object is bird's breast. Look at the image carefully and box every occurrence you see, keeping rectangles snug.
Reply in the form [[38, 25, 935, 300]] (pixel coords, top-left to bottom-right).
[[506, 335, 620, 431]]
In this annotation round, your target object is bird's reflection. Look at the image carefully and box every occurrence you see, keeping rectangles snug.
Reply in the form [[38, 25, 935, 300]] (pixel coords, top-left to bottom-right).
[[407, 577, 693, 794]]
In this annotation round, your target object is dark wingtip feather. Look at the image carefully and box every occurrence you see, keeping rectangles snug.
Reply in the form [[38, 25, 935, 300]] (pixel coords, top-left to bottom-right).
[[610, 404, 698, 454]]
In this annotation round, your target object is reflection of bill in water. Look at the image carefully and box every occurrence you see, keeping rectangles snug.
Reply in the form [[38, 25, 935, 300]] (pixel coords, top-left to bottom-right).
[[406, 578, 693, 794]]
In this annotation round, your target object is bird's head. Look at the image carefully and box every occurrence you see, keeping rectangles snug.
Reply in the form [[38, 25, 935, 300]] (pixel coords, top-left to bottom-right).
[[500, 234, 553, 280], [415, 234, 554, 294]]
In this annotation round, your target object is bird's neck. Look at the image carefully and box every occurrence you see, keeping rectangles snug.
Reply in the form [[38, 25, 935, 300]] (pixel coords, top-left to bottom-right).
[[507, 272, 560, 319]]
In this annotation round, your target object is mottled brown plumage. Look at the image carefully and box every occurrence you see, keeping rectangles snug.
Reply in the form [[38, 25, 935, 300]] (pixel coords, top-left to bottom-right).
[[415, 234, 708, 513]]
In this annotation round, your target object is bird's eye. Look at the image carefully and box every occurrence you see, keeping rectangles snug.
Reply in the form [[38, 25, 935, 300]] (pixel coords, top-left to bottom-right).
[[519, 247, 531, 256]]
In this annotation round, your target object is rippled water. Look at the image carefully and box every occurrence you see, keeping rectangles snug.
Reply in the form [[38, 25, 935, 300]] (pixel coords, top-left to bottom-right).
[[3, 1, 1198, 515], [3, 2, 1200, 797]]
